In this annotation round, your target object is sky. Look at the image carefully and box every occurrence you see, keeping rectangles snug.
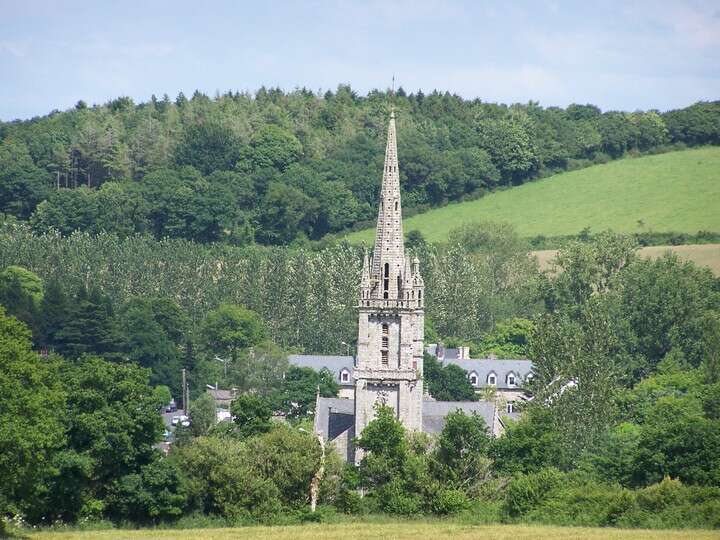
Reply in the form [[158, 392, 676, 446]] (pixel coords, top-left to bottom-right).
[[1, 0, 719, 121]]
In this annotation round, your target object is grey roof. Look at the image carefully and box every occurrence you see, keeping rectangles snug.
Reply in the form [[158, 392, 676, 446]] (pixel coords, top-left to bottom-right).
[[314, 397, 497, 440], [289, 353, 533, 392], [444, 358, 534, 390], [288, 354, 355, 386], [425, 344, 459, 360], [314, 397, 355, 440], [422, 399, 496, 434]]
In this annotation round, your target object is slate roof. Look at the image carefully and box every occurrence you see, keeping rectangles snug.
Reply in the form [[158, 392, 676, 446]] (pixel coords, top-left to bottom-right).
[[422, 399, 496, 434], [314, 397, 355, 439], [289, 353, 534, 391], [444, 358, 534, 390], [314, 397, 498, 442], [288, 354, 355, 387], [425, 344, 460, 359]]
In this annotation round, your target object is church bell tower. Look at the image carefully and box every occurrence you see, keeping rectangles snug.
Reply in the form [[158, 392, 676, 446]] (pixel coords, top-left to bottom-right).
[[354, 110, 425, 459]]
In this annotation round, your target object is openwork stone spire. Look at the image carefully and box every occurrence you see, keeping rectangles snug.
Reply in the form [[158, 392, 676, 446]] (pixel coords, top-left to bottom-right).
[[370, 110, 405, 300], [354, 106, 425, 459]]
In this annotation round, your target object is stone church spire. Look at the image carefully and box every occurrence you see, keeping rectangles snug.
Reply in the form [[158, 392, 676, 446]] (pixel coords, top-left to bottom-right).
[[370, 110, 405, 300], [354, 108, 425, 462]]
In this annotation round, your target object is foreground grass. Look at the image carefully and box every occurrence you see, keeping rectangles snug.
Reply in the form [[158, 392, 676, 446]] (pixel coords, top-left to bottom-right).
[[23, 522, 720, 540], [533, 243, 720, 276], [347, 147, 720, 243]]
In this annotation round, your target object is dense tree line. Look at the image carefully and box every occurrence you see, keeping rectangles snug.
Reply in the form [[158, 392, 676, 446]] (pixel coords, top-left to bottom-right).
[[0, 221, 541, 357], [1, 88, 719, 245]]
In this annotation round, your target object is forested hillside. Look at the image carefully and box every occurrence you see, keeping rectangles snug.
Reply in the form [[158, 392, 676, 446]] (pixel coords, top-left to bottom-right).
[[1, 88, 719, 245], [348, 147, 720, 243]]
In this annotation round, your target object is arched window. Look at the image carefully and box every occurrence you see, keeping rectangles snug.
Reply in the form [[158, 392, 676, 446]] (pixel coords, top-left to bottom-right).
[[469, 371, 478, 386], [340, 369, 350, 383], [487, 372, 497, 386], [507, 372, 516, 387]]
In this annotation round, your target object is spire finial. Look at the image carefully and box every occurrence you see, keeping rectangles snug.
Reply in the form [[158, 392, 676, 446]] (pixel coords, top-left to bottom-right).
[[390, 75, 396, 116]]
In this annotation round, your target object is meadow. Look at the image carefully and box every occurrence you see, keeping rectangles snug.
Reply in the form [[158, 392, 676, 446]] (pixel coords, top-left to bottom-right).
[[347, 147, 720, 244], [23, 522, 720, 540]]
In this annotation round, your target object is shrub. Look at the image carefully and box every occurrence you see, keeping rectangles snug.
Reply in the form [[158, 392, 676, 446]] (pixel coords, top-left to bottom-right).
[[635, 477, 686, 512], [593, 152, 611, 165], [670, 233, 687, 245], [502, 467, 564, 518], [106, 458, 187, 523], [376, 479, 423, 515], [523, 479, 635, 527], [431, 488, 470, 515]]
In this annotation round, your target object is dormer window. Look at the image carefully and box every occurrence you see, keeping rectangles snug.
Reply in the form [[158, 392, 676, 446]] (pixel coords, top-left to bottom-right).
[[469, 371, 478, 386], [507, 373, 516, 387], [487, 372, 497, 386], [340, 369, 350, 383]]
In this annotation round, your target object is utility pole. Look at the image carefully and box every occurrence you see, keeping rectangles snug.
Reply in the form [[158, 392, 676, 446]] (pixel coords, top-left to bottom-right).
[[182, 368, 188, 415]]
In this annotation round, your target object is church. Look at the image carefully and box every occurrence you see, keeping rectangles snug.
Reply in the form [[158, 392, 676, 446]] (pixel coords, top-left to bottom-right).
[[294, 110, 530, 463]]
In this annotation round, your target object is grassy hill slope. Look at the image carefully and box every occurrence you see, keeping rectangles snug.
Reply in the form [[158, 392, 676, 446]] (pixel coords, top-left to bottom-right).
[[346, 147, 720, 243]]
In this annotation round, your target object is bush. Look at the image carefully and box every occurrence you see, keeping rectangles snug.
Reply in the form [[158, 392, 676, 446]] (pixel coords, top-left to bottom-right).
[[635, 477, 686, 513], [335, 489, 369, 514], [566, 158, 592, 171], [431, 489, 470, 515], [376, 479, 423, 515], [617, 479, 720, 529], [670, 233, 687, 245], [500, 472, 720, 530], [502, 467, 564, 518], [523, 479, 635, 527], [593, 152, 611, 165], [105, 458, 187, 524]]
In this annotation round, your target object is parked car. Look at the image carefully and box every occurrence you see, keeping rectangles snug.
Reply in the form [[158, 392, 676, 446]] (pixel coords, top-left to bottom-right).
[[165, 399, 177, 413], [171, 415, 180, 426]]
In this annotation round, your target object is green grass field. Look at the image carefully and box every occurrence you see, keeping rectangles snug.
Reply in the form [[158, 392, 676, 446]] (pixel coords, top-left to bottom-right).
[[347, 147, 720, 244], [23, 522, 720, 540]]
